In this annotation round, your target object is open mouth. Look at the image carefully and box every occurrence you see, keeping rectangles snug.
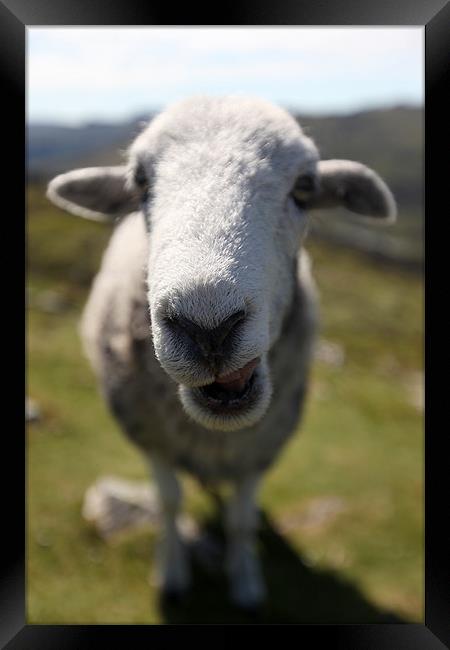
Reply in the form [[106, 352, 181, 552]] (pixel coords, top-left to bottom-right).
[[197, 358, 260, 411], [178, 357, 272, 431]]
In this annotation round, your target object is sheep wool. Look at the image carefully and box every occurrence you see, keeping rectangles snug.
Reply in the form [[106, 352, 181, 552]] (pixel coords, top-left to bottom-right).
[[47, 96, 396, 607]]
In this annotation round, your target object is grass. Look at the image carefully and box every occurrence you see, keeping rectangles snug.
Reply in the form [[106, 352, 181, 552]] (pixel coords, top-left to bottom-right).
[[26, 185, 424, 623]]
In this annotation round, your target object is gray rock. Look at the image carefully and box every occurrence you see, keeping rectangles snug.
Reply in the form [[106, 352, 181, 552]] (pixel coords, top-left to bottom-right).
[[26, 397, 41, 423], [314, 339, 346, 368], [82, 476, 161, 540]]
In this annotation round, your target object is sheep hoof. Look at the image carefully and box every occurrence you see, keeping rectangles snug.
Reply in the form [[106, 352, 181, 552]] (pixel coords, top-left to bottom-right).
[[228, 544, 267, 611], [230, 581, 266, 612], [229, 564, 267, 611]]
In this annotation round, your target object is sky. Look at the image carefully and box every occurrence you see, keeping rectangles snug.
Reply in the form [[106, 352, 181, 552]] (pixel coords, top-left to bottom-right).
[[28, 27, 423, 125]]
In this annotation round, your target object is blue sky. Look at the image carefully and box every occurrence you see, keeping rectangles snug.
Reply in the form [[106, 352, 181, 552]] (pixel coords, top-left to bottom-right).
[[28, 27, 423, 124]]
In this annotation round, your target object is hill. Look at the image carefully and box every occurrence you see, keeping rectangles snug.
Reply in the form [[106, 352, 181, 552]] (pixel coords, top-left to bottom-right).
[[27, 105, 423, 267]]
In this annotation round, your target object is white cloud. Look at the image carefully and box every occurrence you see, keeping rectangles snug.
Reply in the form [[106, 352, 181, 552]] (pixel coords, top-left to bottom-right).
[[27, 27, 423, 122]]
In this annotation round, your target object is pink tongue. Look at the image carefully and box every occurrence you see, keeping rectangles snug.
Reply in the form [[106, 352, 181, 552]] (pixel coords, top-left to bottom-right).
[[215, 358, 259, 392]]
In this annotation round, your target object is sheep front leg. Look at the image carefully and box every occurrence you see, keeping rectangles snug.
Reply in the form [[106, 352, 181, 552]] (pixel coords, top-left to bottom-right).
[[150, 456, 191, 599], [226, 474, 266, 609]]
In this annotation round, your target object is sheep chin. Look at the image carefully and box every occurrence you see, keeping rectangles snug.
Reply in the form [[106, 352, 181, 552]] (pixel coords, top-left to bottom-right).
[[177, 362, 272, 432]]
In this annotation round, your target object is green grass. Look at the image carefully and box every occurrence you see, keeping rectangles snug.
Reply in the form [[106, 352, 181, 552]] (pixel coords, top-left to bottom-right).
[[27, 185, 424, 624]]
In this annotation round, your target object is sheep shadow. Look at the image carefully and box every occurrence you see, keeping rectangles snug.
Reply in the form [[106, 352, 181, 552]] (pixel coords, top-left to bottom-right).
[[159, 510, 405, 625]]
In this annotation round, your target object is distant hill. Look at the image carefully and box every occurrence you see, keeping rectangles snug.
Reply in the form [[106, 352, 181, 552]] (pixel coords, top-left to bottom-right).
[[294, 106, 423, 269], [27, 115, 153, 180], [27, 105, 423, 268], [296, 106, 422, 218]]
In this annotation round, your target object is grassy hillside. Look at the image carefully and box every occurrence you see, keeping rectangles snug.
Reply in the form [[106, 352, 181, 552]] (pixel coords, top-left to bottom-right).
[[27, 184, 424, 624]]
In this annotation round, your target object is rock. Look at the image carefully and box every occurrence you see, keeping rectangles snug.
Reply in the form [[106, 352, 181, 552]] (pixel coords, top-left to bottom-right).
[[26, 397, 41, 423], [82, 476, 222, 573], [82, 476, 161, 541], [314, 339, 346, 368]]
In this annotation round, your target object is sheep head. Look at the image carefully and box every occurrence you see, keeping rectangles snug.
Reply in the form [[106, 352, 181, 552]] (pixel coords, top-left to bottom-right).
[[47, 96, 396, 432]]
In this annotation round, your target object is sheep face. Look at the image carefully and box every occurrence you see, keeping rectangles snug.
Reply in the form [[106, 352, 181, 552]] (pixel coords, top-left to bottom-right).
[[128, 98, 320, 432], [47, 96, 396, 434]]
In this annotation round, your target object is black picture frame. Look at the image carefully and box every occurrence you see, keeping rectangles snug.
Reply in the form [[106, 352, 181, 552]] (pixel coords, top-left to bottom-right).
[[5, 0, 448, 646]]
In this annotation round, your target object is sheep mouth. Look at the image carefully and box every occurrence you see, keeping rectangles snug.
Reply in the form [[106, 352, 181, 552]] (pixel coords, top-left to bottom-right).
[[178, 357, 271, 431], [196, 358, 259, 411], [198, 370, 257, 410]]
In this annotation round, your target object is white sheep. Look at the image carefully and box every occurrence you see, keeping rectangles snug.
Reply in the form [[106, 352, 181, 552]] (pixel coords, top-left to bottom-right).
[[47, 96, 396, 609]]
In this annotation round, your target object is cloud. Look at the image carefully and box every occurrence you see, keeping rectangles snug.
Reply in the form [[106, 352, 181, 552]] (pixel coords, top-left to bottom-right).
[[28, 27, 423, 122]]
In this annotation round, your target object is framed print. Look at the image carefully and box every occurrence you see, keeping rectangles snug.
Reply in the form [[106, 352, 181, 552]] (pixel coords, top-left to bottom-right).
[[3, 0, 448, 646]]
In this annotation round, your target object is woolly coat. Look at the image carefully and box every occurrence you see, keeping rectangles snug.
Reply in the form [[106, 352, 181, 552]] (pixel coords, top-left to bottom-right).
[[80, 211, 318, 484]]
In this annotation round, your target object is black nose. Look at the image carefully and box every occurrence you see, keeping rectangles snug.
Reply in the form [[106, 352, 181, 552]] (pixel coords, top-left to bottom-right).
[[166, 309, 246, 362]]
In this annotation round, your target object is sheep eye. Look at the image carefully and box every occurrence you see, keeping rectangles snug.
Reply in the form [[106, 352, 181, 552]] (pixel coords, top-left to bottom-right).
[[292, 173, 317, 208], [134, 164, 148, 190]]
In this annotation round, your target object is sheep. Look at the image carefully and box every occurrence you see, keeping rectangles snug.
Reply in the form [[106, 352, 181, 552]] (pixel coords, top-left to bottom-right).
[[46, 95, 396, 609]]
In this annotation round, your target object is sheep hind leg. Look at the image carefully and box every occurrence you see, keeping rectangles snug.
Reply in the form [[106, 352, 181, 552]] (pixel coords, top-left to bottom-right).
[[149, 455, 191, 601], [225, 474, 266, 610]]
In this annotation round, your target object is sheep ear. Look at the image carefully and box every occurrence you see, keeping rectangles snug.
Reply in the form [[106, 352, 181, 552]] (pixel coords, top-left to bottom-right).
[[303, 159, 397, 222], [46, 166, 141, 222]]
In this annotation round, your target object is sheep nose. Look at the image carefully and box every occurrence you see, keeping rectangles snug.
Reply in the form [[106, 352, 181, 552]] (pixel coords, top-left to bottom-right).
[[166, 309, 246, 360]]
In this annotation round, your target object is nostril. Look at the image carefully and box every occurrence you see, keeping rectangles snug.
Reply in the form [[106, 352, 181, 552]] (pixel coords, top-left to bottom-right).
[[214, 309, 246, 347], [165, 309, 246, 357]]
